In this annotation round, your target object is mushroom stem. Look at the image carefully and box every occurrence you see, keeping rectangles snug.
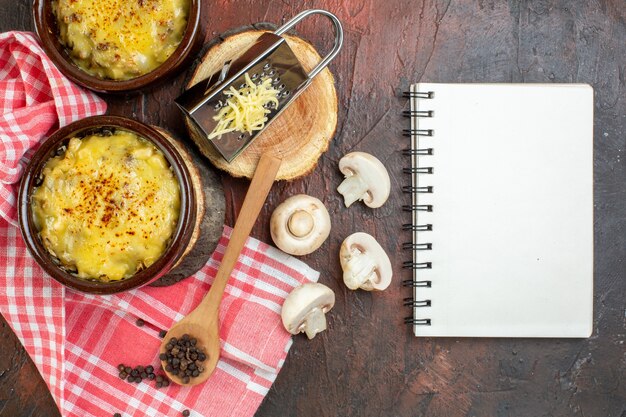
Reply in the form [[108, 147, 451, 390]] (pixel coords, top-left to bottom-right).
[[304, 307, 328, 339], [288, 210, 314, 238], [337, 175, 369, 207], [343, 248, 378, 290]]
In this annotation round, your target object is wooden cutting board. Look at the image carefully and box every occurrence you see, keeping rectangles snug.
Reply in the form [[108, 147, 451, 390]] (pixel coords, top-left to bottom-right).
[[186, 29, 338, 180]]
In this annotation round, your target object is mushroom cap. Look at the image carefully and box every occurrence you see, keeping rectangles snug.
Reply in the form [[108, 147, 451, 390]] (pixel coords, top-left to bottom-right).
[[270, 194, 331, 256], [281, 283, 335, 335], [339, 232, 393, 291], [338, 152, 390, 208]]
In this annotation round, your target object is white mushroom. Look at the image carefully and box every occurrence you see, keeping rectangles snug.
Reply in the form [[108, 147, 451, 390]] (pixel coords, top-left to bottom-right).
[[337, 152, 390, 208], [281, 283, 335, 339], [270, 194, 331, 256], [340, 232, 392, 291]]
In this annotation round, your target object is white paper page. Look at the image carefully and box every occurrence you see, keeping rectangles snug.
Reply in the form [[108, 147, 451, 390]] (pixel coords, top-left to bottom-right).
[[410, 83, 593, 337]]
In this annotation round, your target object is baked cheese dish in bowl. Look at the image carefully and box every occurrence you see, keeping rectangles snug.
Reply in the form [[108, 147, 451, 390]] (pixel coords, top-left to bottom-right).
[[18, 116, 196, 294], [33, 0, 201, 92]]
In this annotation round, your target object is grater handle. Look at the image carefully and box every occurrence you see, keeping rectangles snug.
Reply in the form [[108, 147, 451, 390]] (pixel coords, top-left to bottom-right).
[[274, 9, 344, 80]]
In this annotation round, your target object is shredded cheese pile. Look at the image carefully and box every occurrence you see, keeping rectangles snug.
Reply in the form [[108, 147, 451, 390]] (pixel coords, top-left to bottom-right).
[[208, 73, 280, 140]]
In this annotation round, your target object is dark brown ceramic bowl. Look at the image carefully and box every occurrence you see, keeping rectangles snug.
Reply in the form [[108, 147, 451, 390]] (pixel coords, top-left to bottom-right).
[[33, 0, 201, 93], [18, 116, 196, 294]]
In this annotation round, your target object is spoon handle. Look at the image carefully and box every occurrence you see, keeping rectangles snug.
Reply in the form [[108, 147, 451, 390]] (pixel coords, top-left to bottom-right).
[[205, 153, 282, 307]]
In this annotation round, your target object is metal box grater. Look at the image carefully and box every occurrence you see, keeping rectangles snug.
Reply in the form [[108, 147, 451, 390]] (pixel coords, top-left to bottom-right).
[[175, 9, 343, 163]]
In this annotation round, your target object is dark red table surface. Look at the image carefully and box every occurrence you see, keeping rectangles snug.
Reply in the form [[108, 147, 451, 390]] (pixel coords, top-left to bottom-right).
[[1, 1, 625, 416]]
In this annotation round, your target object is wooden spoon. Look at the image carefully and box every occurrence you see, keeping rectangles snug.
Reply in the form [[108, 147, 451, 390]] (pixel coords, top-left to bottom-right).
[[159, 153, 282, 386]]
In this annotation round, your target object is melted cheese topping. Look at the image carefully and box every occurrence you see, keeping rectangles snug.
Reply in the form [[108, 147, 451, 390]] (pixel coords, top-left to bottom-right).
[[53, 0, 190, 80], [209, 73, 280, 140], [32, 131, 181, 281]]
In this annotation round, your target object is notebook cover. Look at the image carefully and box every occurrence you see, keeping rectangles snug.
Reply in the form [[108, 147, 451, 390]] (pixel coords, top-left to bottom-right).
[[410, 83, 594, 337]]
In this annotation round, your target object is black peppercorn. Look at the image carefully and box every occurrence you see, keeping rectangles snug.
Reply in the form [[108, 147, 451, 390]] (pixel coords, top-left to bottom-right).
[[161, 336, 207, 383]]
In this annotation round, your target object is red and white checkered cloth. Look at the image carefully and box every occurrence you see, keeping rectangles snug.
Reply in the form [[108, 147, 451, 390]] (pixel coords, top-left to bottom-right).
[[0, 31, 107, 225], [0, 221, 318, 416], [0, 31, 319, 416]]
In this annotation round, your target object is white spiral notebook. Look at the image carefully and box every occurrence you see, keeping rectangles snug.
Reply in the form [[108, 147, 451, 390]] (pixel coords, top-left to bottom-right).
[[403, 83, 594, 337]]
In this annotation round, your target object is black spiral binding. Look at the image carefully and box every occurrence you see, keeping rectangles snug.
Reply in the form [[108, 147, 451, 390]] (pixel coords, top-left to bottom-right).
[[402, 88, 434, 328]]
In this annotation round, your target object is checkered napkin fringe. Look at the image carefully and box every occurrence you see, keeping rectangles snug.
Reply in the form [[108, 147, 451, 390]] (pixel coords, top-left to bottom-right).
[[0, 31, 107, 225]]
